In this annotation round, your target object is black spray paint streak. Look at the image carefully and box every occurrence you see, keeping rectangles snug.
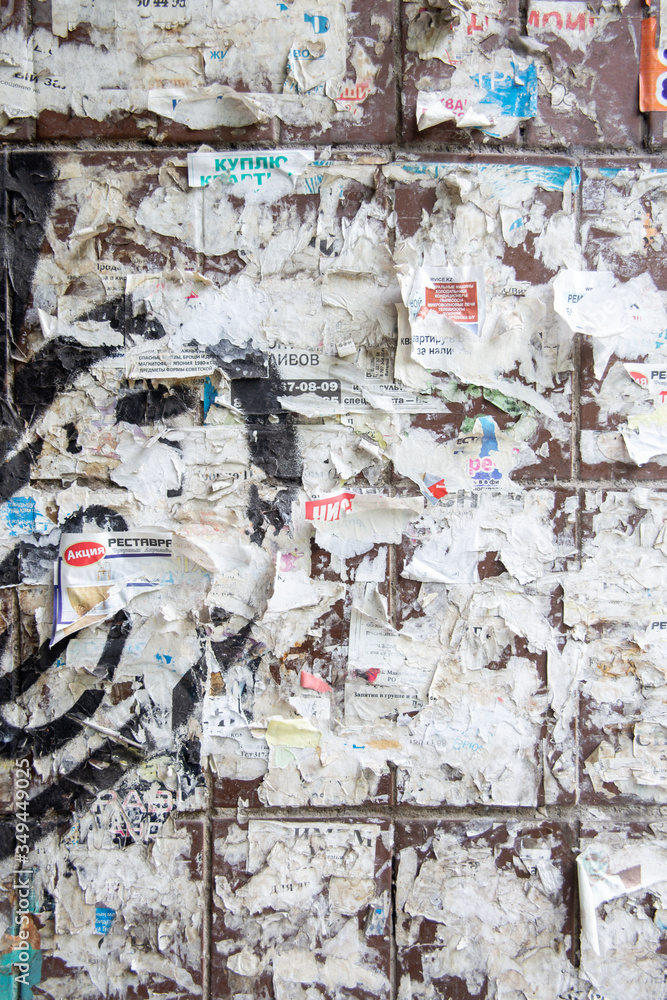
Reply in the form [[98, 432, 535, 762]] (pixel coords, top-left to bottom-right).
[[17, 740, 144, 838], [13, 294, 169, 427], [0, 154, 56, 465], [60, 503, 128, 535], [15, 339, 122, 426], [232, 359, 303, 483], [17, 635, 73, 699], [206, 336, 269, 379], [115, 384, 194, 426], [246, 483, 298, 545], [64, 421, 82, 454], [6, 153, 57, 338], [0, 610, 131, 760], [0, 439, 43, 504], [0, 544, 19, 587], [172, 649, 206, 729]]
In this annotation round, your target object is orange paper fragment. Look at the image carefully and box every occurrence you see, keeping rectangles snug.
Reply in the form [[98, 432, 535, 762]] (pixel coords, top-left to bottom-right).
[[639, 18, 667, 111]]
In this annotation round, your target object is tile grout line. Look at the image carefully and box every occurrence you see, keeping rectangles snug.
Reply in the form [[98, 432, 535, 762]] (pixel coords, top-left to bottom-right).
[[390, 819, 398, 1000], [197, 803, 667, 821], [393, 0, 403, 143], [571, 152, 583, 486], [202, 766, 214, 1000]]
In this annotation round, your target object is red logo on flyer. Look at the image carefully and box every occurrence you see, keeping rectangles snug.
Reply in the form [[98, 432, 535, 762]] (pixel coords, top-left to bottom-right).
[[64, 542, 106, 566], [629, 371, 649, 388], [427, 479, 448, 499]]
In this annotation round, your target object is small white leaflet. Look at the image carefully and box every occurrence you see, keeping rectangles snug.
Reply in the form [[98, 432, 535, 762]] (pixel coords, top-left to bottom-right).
[[553, 270, 667, 340], [187, 148, 316, 189]]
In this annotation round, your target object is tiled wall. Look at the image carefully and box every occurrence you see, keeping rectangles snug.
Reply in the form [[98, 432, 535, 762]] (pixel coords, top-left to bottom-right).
[[1, 2, 667, 1000]]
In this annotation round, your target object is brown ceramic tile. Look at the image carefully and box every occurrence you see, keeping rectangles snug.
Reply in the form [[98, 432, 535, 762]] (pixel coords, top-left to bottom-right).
[[0, 0, 35, 141], [396, 819, 577, 1000], [210, 574, 393, 809], [524, 0, 644, 148], [16, 817, 204, 998], [211, 816, 392, 1000], [578, 823, 667, 998], [580, 160, 667, 478], [575, 490, 667, 804], [391, 156, 576, 481], [401, 0, 523, 145], [32, 0, 391, 141], [281, 0, 397, 144], [391, 488, 576, 806]]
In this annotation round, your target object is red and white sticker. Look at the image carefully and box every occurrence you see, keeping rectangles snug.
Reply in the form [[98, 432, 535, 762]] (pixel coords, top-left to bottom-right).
[[421, 280, 479, 325], [625, 364, 667, 403], [63, 541, 106, 566], [305, 492, 355, 522]]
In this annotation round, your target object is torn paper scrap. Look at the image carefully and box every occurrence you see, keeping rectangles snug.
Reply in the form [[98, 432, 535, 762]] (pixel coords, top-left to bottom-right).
[[0, 28, 37, 120], [305, 491, 424, 545], [417, 61, 537, 138], [124, 342, 215, 380], [622, 407, 667, 465], [247, 820, 378, 879], [265, 716, 321, 748], [147, 87, 269, 129], [639, 18, 667, 112], [406, 264, 486, 338], [391, 418, 522, 494], [553, 270, 667, 340], [527, 0, 599, 53], [624, 364, 667, 404], [577, 841, 667, 955], [584, 723, 667, 799]]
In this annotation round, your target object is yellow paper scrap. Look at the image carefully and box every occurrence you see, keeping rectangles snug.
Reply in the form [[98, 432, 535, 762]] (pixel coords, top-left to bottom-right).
[[266, 716, 321, 748]]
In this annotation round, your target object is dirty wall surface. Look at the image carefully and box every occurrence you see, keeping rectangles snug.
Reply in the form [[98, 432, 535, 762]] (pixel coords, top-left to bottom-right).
[[0, 1, 666, 999]]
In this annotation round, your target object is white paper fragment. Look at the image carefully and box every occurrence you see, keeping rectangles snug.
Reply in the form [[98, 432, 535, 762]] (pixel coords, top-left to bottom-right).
[[553, 270, 667, 341], [578, 840, 667, 955], [187, 149, 316, 189]]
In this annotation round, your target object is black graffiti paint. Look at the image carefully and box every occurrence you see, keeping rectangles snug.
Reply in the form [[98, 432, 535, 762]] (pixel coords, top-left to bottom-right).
[[18, 742, 144, 834], [206, 337, 268, 378], [14, 339, 121, 426], [115, 383, 195, 425], [0, 151, 309, 843], [172, 648, 207, 729], [6, 154, 57, 333], [0, 609, 131, 758], [231, 359, 303, 482], [246, 483, 298, 545], [13, 292, 169, 428], [18, 539, 59, 585], [2, 154, 56, 400], [64, 422, 82, 454], [60, 504, 128, 534], [210, 622, 257, 673], [17, 635, 73, 699], [0, 399, 24, 465], [0, 544, 19, 588], [0, 440, 43, 504]]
